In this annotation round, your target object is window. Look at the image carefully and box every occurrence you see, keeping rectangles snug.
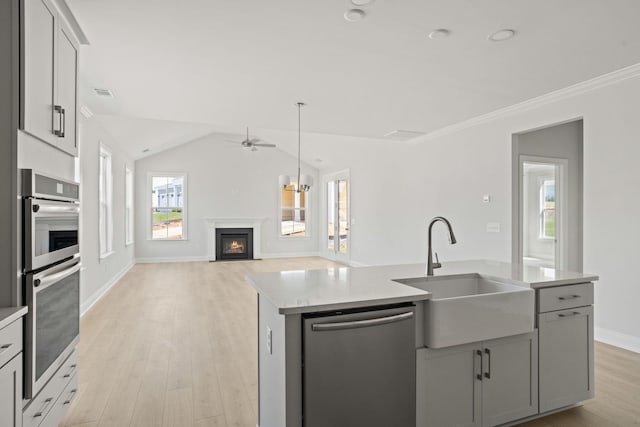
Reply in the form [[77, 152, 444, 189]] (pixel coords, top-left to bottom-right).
[[150, 174, 186, 240], [540, 179, 556, 239], [280, 183, 307, 237], [99, 145, 113, 257], [125, 167, 134, 245]]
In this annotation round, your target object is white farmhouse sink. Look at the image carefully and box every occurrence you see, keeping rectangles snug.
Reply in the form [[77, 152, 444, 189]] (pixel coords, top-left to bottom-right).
[[394, 274, 534, 348]]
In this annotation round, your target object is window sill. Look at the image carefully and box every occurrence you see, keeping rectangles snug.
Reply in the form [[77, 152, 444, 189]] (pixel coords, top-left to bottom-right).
[[99, 251, 115, 262], [279, 235, 312, 240]]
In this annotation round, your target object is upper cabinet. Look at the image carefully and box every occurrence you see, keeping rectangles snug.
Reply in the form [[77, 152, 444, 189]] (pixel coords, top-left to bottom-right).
[[22, 0, 79, 157]]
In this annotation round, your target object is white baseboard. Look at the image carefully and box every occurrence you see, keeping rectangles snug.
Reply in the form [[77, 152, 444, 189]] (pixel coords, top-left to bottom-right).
[[135, 255, 209, 264], [259, 251, 320, 259], [80, 261, 134, 316], [348, 260, 369, 267], [595, 327, 640, 354]]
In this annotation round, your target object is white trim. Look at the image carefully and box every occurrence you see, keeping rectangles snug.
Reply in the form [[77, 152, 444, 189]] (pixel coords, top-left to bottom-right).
[[347, 260, 369, 267], [595, 327, 640, 354], [414, 62, 640, 143], [260, 251, 320, 259], [135, 255, 209, 264], [80, 261, 134, 316], [125, 166, 134, 246], [204, 217, 265, 261]]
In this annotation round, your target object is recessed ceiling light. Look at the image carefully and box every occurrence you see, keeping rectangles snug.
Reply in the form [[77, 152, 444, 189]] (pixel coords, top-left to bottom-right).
[[351, 0, 373, 5], [142, 148, 150, 153], [344, 8, 366, 22], [428, 29, 450, 40], [488, 29, 516, 42]]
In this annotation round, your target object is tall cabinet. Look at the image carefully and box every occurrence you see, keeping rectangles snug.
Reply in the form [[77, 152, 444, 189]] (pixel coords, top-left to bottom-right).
[[21, 0, 79, 156]]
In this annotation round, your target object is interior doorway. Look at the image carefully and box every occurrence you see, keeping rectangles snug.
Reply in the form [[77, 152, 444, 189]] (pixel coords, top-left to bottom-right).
[[512, 119, 583, 272], [324, 170, 350, 263]]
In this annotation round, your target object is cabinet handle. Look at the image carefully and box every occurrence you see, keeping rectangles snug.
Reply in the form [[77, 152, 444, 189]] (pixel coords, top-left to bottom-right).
[[33, 397, 53, 418], [476, 350, 483, 381], [54, 105, 65, 137], [484, 348, 491, 379], [311, 311, 413, 331], [63, 363, 77, 378], [558, 294, 580, 301], [558, 311, 581, 318], [0, 343, 11, 355], [63, 389, 77, 405]]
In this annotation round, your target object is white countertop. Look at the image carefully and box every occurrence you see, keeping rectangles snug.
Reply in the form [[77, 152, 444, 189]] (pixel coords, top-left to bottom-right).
[[245, 260, 598, 315], [0, 306, 28, 330]]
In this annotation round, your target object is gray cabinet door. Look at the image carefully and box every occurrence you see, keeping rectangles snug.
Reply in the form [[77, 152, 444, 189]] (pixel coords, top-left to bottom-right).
[[0, 354, 22, 427], [416, 343, 482, 427], [22, 0, 57, 145], [482, 331, 538, 427], [539, 306, 594, 412], [54, 22, 78, 156]]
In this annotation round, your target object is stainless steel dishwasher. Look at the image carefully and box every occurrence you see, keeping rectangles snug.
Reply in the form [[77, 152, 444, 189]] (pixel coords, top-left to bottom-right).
[[303, 304, 416, 427]]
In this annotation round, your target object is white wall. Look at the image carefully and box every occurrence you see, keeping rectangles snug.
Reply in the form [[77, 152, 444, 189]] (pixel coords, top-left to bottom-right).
[[134, 134, 319, 262], [78, 117, 135, 313], [317, 71, 640, 352]]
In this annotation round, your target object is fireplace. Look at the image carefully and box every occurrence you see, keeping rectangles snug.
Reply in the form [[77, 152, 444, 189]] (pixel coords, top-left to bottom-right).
[[215, 228, 254, 261]]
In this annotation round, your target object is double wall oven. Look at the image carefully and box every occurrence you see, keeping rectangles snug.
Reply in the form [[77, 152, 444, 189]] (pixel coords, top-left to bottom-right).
[[21, 169, 80, 399]]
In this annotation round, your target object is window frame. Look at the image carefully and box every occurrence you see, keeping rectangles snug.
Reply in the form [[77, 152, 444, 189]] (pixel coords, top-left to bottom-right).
[[147, 172, 188, 241], [278, 181, 311, 239], [125, 167, 134, 246], [99, 144, 114, 259]]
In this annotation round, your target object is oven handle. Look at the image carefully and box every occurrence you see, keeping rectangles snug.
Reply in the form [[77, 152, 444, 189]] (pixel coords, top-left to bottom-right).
[[32, 202, 80, 216], [34, 262, 82, 292]]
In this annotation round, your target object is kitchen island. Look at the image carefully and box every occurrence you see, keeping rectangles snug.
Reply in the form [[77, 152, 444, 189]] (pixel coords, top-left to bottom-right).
[[245, 260, 598, 427]]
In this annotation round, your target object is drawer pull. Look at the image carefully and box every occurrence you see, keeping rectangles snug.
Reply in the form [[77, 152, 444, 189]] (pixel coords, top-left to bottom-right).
[[558, 311, 581, 318], [64, 363, 78, 378], [33, 398, 53, 417], [558, 294, 581, 300], [64, 389, 77, 405]]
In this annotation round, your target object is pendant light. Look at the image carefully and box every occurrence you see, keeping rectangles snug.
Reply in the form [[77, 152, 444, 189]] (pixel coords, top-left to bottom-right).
[[279, 102, 313, 192]]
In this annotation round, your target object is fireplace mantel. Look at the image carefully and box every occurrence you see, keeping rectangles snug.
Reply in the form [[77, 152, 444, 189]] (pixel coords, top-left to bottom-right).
[[204, 218, 265, 261]]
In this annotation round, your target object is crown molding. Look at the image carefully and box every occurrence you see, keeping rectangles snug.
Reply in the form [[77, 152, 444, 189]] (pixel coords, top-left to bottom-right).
[[413, 62, 640, 143]]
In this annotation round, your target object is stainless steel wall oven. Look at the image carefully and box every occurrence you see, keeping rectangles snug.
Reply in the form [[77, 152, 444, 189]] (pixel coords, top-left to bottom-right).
[[21, 169, 80, 399]]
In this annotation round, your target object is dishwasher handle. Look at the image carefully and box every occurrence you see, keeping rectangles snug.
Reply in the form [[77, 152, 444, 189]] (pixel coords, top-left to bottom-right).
[[311, 311, 413, 331]]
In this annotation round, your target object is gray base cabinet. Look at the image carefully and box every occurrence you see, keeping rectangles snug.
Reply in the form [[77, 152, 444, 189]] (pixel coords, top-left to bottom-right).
[[0, 315, 23, 427], [0, 354, 22, 427], [538, 305, 594, 412], [417, 331, 538, 427]]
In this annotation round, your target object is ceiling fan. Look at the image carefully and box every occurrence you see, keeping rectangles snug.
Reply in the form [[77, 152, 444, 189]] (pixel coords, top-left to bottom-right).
[[226, 127, 276, 151]]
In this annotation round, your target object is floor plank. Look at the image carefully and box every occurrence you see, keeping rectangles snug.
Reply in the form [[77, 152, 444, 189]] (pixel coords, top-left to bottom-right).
[[60, 257, 640, 427]]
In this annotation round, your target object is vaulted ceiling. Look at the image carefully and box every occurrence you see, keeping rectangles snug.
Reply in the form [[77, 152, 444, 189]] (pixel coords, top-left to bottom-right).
[[68, 0, 640, 160]]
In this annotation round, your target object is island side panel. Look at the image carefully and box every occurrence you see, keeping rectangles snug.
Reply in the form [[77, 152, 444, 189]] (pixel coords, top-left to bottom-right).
[[258, 294, 303, 427]]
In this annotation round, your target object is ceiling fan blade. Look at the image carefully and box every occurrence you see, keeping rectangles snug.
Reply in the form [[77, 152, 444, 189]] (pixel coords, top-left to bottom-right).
[[248, 138, 261, 144], [253, 143, 276, 148]]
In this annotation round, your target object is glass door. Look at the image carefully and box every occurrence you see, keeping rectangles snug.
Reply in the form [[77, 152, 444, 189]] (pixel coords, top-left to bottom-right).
[[326, 172, 349, 262]]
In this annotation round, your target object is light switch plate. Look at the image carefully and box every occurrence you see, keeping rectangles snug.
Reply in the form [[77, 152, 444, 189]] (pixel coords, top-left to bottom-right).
[[486, 222, 501, 233]]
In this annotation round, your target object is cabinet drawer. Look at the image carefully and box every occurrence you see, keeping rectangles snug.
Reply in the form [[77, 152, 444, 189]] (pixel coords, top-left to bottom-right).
[[0, 319, 22, 368], [23, 349, 77, 427], [40, 373, 78, 427], [538, 283, 593, 313]]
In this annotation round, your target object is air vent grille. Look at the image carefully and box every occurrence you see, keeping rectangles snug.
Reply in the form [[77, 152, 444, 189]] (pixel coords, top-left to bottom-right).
[[94, 88, 114, 97]]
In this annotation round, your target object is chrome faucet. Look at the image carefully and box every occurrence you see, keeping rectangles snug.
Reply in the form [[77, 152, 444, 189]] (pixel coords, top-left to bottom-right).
[[426, 216, 457, 276]]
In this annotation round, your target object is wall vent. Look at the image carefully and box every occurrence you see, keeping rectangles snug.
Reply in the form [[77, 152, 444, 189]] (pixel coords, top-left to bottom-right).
[[383, 130, 426, 141], [94, 88, 114, 98]]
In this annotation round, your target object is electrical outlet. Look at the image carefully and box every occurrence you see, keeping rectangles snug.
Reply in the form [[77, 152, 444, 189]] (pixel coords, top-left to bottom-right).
[[266, 326, 272, 355]]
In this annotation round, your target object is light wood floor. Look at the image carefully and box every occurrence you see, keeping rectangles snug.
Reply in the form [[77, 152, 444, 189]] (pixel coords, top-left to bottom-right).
[[60, 258, 640, 427]]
